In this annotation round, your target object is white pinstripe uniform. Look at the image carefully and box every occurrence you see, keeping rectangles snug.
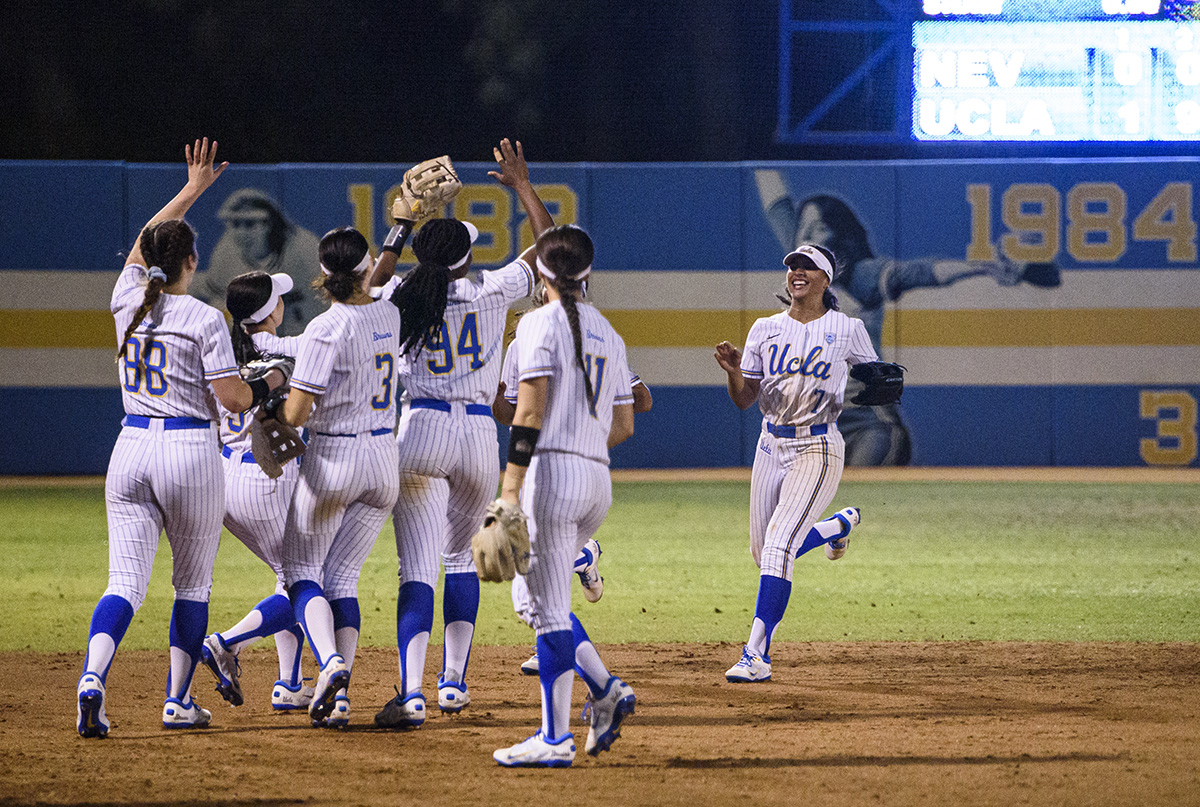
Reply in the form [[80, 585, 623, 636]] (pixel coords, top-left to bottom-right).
[[501, 344, 643, 625], [284, 299, 401, 667], [741, 310, 877, 580], [104, 263, 237, 611], [514, 302, 633, 635], [381, 258, 533, 585], [377, 258, 533, 697], [217, 332, 302, 594]]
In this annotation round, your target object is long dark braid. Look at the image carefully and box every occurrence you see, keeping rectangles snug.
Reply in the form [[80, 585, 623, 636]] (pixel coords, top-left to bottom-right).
[[116, 220, 196, 365], [392, 219, 468, 356], [537, 225, 596, 415]]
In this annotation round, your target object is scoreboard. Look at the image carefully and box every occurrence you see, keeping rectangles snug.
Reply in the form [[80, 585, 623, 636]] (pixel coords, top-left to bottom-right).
[[912, 0, 1200, 140]]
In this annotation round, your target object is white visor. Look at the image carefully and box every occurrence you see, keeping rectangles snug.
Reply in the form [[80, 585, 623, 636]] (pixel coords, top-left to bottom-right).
[[244, 272, 294, 324], [783, 244, 835, 283], [447, 221, 480, 270]]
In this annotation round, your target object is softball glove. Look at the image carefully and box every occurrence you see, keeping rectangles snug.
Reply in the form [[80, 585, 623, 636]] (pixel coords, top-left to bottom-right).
[[392, 156, 461, 223], [472, 498, 531, 582]]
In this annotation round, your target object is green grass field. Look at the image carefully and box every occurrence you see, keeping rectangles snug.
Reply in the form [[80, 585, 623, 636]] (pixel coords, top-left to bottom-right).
[[5, 478, 1198, 653]]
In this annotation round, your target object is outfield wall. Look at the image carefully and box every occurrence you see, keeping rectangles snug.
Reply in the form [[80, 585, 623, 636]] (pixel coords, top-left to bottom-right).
[[2, 158, 1197, 473]]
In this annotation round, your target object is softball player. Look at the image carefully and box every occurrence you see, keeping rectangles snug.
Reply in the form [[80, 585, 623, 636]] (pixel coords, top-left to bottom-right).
[[198, 271, 314, 713], [714, 243, 872, 684], [495, 313, 653, 675], [78, 140, 289, 738], [491, 224, 636, 768], [272, 227, 403, 728], [372, 140, 551, 729]]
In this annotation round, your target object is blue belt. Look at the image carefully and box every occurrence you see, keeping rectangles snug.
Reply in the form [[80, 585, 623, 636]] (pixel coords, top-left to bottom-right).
[[122, 415, 210, 430], [766, 422, 829, 438], [411, 398, 492, 417], [315, 428, 393, 438], [221, 445, 259, 464]]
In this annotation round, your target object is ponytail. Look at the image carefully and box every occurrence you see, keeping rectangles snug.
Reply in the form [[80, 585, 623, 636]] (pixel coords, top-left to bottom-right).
[[536, 225, 597, 416], [115, 220, 196, 365]]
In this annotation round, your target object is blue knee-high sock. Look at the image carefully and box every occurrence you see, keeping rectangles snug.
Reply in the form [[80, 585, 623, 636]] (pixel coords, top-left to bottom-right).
[[397, 581, 434, 695], [223, 593, 296, 646], [289, 579, 336, 668], [795, 512, 854, 557], [330, 596, 361, 670], [570, 612, 613, 699], [166, 599, 208, 701], [84, 594, 134, 684], [442, 572, 479, 682], [536, 629, 575, 741], [279, 624, 305, 685], [747, 575, 792, 661]]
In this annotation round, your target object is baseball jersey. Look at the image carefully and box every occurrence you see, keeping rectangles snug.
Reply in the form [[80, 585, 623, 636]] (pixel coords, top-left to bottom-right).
[[500, 340, 643, 405], [741, 310, 877, 428], [216, 332, 303, 450], [112, 263, 240, 419], [513, 301, 634, 465], [380, 259, 534, 405], [289, 300, 402, 434]]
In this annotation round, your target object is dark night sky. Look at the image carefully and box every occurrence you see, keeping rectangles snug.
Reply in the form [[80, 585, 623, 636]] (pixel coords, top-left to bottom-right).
[[2, 0, 1194, 165]]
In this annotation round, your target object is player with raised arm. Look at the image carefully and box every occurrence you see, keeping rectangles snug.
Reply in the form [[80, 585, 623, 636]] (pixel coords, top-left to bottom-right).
[[77, 140, 290, 738], [373, 139, 549, 729], [715, 243, 897, 684], [198, 271, 315, 713], [475, 224, 637, 768]]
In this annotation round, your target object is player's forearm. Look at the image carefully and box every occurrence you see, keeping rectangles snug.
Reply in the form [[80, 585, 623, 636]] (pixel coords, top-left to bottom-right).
[[608, 404, 635, 448], [513, 181, 554, 239], [499, 463, 527, 504], [280, 388, 316, 428], [726, 372, 757, 410]]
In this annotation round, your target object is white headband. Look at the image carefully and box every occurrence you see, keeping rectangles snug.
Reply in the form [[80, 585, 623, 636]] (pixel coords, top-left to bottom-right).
[[242, 272, 294, 325], [536, 256, 592, 282], [320, 253, 372, 277], [783, 245, 835, 283]]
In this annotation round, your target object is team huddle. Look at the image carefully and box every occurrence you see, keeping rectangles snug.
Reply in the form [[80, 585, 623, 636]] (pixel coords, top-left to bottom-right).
[[75, 138, 904, 768]]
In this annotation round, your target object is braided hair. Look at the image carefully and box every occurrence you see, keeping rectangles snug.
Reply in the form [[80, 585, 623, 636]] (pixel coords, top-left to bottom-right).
[[536, 224, 597, 415], [776, 242, 840, 312], [316, 227, 371, 302], [225, 271, 275, 364], [391, 218, 468, 356], [116, 220, 196, 365]]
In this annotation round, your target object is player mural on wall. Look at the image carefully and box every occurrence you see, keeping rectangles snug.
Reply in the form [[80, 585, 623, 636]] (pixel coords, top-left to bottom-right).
[[193, 189, 323, 336], [755, 170, 1060, 466]]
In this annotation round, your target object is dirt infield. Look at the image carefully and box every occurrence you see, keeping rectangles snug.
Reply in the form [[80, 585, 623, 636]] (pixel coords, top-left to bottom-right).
[[6, 641, 1198, 807]]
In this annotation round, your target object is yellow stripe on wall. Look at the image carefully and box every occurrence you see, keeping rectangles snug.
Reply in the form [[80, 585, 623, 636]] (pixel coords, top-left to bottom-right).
[[609, 307, 1200, 349], [0, 310, 114, 349], [2, 307, 1197, 350], [889, 308, 1200, 347]]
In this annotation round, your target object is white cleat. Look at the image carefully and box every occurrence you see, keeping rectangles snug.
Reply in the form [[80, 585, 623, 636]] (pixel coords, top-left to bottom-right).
[[584, 676, 636, 756], [77, 673, 109, 739], [162, 697, 212, 729], [200, 633, 243, 706], [374, 689, 426, 729], [272, 679, 315, 711], [520, 646, 539, 676], [437, 673, 470, 714], [725, 646, 772, 683], [494, 731, 576, 768], [576, 539, 604, 603], [825, 506, 861, 561], [317, 693, 349, 729], [309, 655, 350, 724]]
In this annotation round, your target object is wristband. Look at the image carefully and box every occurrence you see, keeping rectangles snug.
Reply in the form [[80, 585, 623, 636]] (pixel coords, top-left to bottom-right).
[[382, 222, 413, 256], [248, 376, 271, 408], [507, 425, 540, 467]]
